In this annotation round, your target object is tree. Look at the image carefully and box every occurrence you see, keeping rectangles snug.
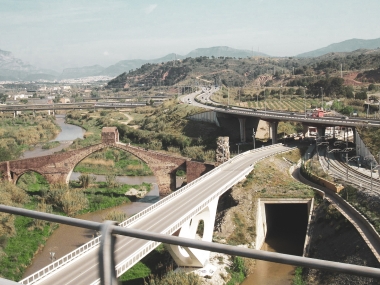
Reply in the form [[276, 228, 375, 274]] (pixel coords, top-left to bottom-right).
[[341, 105, 354, 115], [344, 86, 354, 99], [355, 91, 367, 100], [368, 83, 379, 92], [78, 174, 95, 189], [0, 93, 6, 103]]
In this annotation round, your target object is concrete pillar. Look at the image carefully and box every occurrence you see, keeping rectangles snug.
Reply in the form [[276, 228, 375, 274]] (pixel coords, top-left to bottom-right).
[[302, 124, 309, 137], [48, 110, 51, 116], [238, 117, 246, 142], [317, 126, 325, 138], [270, 121, 278, 144], [165, 198, 218, 267], [13, 111, 16, 118]]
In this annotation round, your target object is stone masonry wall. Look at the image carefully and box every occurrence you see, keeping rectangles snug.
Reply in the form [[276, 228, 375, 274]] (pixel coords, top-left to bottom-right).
[[186, 161, 215, 183]]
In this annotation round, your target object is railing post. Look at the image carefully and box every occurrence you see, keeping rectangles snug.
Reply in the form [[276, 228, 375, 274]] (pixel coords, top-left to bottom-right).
[[99, 221, 119, 285]]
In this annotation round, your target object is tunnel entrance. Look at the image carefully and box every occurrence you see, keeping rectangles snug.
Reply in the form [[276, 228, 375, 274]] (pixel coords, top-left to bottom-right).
[[264, 203, 309, 256]]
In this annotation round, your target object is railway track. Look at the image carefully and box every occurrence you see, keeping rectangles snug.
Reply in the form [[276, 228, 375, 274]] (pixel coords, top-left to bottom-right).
[[318, 150, 380, 193]]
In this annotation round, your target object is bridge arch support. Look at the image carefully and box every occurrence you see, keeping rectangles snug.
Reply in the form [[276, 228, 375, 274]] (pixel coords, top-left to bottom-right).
[[165, 198, 218, 267]]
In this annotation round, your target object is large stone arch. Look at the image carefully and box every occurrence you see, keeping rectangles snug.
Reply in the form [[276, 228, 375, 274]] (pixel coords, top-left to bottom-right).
[[65, 143, 174, 194], [0, 128, 215, 196]]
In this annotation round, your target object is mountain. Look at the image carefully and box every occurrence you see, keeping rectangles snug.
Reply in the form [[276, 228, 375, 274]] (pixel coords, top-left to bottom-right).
[[101, 48, 267, 77], [0, 49, 59, 81], [0, 46, 269, 81], [186, 46, 266, 58], [59, 65, 105, 80], [296, 38, 380, 58]]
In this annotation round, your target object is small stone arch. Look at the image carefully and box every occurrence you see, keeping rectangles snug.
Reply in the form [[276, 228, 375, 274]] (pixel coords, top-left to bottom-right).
[[14, 169, 49, 188]]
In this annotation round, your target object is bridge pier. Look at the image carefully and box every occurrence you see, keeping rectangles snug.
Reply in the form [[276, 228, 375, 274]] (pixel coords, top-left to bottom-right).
[[317, 126, 326, 138], [238, 118, 246, 142], [165, 198, 218, 267], [269, 121, 278, 144]]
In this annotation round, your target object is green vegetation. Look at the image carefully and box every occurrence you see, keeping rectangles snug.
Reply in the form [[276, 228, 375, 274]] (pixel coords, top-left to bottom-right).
[[292, 267, 306, 285], [66, 101, 221, 162], [0, 181, 55, 280], [226, 256, 249, 285], [0, 211, 55, 281], [339, 185, 380, 232], [119, 244, 173, 284], [74, 148, 153, 176], [0, 168, 153, 280], [357, 126, 380, 163], [0, 113, 60, 161]]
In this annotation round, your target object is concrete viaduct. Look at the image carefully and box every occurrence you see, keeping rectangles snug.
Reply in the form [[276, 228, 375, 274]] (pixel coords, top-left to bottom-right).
[[0, 127, 214, 196]]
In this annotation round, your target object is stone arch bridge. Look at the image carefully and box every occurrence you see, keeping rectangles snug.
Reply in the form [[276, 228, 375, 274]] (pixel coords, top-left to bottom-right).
[[0, 127, 214, 195]]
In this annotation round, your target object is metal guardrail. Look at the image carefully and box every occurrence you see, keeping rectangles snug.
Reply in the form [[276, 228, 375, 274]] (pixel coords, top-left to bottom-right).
[[1, 204, 380, 285], [19, 144, 285, 284]]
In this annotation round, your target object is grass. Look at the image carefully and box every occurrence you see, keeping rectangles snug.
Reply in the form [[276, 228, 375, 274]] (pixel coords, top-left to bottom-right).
[[0, 200, 56, 281]]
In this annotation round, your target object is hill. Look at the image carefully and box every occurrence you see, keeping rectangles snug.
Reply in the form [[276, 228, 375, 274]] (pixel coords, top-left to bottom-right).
[[106, 48, 380, 89], [297, 38, 380, 58]]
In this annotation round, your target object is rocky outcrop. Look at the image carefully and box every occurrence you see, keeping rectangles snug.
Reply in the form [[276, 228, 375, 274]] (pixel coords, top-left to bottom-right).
[[215, 137, 230, 163]]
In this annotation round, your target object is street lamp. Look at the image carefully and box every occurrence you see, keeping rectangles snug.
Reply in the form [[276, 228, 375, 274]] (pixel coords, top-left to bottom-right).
[[252, 128, 256, 149]]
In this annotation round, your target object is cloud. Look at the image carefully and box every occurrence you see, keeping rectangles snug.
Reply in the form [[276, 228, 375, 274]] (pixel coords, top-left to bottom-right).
[[145, 4, 157, 14], [103, 51, 109, 56]]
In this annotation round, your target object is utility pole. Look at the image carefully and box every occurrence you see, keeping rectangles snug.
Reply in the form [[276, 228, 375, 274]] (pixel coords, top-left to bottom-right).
[[321, 87, 324, 111], [304, 86, 307, 118], [264, 88, 266, 113], [252, 128, 256, 149], [227, 87, 229, 106]]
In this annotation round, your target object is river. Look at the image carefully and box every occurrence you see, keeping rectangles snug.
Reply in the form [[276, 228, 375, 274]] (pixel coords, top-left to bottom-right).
[[21, 114, 85, 158]]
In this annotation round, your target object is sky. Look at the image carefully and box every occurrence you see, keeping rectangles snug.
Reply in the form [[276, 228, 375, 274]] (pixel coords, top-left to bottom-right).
[[1, 0, 380, 72]]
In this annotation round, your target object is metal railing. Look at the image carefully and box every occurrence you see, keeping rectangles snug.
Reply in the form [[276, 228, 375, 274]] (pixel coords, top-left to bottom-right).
[[1, 204, 380, 285], [19, 144, 285, 284]]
